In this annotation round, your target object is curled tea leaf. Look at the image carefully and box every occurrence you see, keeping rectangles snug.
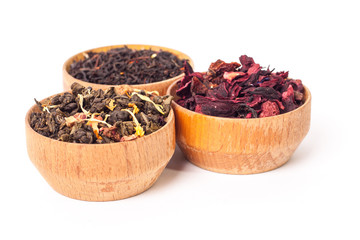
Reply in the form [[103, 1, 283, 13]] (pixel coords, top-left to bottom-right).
[[131, 92, 164, 114]]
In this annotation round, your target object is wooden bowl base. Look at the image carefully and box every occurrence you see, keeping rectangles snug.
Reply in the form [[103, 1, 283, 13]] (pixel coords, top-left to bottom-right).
[[178, 142, 295, 174], [35, 164, 167, 201]]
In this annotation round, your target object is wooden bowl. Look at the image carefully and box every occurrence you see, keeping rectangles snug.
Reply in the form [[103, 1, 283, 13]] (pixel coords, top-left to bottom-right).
[[167, 81, 311, 174], [25, 94, 175, 201], [63, 44, 194, 95]]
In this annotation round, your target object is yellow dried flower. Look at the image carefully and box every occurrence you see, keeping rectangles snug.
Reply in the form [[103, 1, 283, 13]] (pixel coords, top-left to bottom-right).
[[134, 125, 145, 137], [106, 99, 117, 111], [128, 103, 139, 114], [121, 109, 145, 138]]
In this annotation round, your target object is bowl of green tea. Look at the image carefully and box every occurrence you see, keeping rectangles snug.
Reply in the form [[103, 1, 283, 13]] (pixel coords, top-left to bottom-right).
[[63, 44, 193, 95], [167, 55, 311, 174], [25, 83, 175, 201]]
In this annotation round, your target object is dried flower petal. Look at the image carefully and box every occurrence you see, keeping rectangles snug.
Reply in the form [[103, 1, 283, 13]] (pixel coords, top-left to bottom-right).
[[223, 71, 246, 83], [128, 103, 140, 114], [106, 99, 117, 111], [77, 94, 91, 116], [121, 109, 145, 138], [134, 125, 145, 137], [65, 112, 87, 127], [259, 101, 280, 118], [120, 134, 137, 142]]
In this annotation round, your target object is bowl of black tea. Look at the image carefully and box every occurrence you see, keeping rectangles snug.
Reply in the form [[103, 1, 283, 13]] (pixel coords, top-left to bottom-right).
[[63, 44, 193, 95], [25, 82, 175, 201]]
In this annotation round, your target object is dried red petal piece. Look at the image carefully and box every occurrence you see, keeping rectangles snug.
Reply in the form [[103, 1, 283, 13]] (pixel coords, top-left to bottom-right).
[[247, 64, 261, 75], [282, 85, 297, 112], [229, 74, 249, 86], [101, 126, 121, 142], [223, 71, 246, 83], [120, 134, 137, 142], [276, 71, 289, 79], [282, 84, 294, 100], [288, 79, 304, 92], [294, 91, 304, 101], [259, 101, 280, 118], [273, 99, 285, 110], [177, 96, 196, 111], [214, 82, 229, 98], [74, 113, 87, 120], [245, 113, 252, 118], [247, 95, 262, 107], [191, 76, 208, 95], [194, 95, 237, 117], [176, 79, 192, 98], [239, 55, 255, 72], [208, 60, 241, 76], [229, 85, 242, 99], [251, 87, 281, 100]]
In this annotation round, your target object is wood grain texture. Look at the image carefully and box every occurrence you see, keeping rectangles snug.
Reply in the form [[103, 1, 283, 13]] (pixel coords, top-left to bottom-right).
[[63, 44, 194, 95], [25, 94, 175, 201], [167, 81, 311, 174]]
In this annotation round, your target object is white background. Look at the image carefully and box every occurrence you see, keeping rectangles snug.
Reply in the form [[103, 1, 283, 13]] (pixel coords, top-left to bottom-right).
[[1, 0, 359, 239]]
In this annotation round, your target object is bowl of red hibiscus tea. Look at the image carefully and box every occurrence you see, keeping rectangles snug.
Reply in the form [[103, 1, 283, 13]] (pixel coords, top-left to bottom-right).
[[25, 83, 175, 201], [63, 44, 193, 95], [167, 55, 311, 174]]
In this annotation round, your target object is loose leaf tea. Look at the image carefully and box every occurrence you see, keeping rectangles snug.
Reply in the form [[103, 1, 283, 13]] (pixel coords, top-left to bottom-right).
[[176, 55, 305, 118], [68, 46, 187, 85], [30, 83, 173, 144]]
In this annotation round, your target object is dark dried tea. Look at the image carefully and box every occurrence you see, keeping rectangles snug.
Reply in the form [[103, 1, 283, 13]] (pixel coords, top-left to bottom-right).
[[30, 83, 173, 144], [176, 55, 305, 118], [68, 46, 187, 85]]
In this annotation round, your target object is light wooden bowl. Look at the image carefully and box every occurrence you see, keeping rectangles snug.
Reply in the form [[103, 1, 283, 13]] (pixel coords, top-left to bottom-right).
[[25, 94, 175, 201], [63, 44, 194, 95], [167, 81, 311, 174]]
